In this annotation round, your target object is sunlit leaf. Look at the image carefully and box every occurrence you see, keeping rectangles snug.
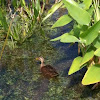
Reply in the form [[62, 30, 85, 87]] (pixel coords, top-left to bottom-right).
[[94, 48, 100, 57], [87, 6, 94, 16], [60, 33, 80, 43], [52, 15, 72, 28], [50, 35, 62, 41], [21, 0, 26, 6], [93, 36, 100, 49], [62, 0, 90, 25], [42, 1, 63, 22], [68, 56, 82, 75], [80, 20, 100, 46], [82, 64, 100, 85], [83, 0, 92, 10], [51, 33, 80, 43], [80, 50, 94, 66]]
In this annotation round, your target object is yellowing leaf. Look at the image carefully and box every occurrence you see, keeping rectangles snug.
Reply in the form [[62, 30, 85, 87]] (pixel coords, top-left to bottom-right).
[[82, 64, 100, 85]]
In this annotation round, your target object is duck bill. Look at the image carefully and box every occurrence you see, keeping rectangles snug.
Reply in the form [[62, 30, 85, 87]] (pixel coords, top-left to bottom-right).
[[36, 58, 39, 60]]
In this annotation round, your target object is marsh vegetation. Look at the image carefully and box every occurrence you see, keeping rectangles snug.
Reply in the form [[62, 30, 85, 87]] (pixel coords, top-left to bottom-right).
[[0, 0, 100, 100]]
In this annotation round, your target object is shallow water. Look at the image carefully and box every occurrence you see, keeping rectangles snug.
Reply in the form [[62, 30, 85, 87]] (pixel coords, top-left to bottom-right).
[[0, 4, 100, 100]]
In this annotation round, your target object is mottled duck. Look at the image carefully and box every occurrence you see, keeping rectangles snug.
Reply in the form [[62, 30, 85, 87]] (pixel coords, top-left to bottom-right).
[[36, 57, 59, 79]]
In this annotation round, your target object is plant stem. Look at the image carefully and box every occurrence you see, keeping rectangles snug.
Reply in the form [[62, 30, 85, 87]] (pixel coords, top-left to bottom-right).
[[0, 19, 13, 60]]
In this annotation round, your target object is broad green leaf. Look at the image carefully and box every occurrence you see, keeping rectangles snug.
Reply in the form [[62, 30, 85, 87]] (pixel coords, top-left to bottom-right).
[[52, 15, 72, 28], [80, 50, 94, 66], [83, 0, 92, 10], [94, 48, 100, 57], [82, 64, 100, 85], [68, 56, 82, 75], [93, 36, 100, 49], [50, 35, 62, 41], [80, 20, 100, 46], [51, 33, 80, 43], [87, 6, 94, 16], [42, 1, 63, 22], [63, 0, 90, 25], [60, 34, 80, 43]]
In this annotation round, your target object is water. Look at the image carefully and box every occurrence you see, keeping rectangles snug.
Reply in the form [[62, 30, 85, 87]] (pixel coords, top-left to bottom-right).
[[0, 4, 100, 100]]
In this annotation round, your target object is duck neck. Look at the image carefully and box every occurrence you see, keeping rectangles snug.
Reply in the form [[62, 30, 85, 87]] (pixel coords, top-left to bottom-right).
[[40, 62, 45, 68]]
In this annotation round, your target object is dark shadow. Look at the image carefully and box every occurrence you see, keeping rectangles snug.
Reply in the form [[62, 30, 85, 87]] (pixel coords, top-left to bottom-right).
[[68, 67, 87, 88]]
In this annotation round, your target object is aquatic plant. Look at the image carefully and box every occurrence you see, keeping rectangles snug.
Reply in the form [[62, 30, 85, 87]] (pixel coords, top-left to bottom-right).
[[45, 0, 100, 86], [0, 0, 47, 59]]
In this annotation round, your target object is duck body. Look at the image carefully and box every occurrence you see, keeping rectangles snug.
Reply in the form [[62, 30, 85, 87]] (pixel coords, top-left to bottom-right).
[[36, 57, 59, 79], [41, 65, 59, 78]]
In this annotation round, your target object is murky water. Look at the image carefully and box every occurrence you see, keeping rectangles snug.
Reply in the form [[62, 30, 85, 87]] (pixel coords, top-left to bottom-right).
[[0, 3, 100, 100]]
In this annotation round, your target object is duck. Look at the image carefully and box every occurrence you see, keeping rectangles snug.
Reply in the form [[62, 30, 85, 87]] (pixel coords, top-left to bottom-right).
[[36, 57, 59, 79]]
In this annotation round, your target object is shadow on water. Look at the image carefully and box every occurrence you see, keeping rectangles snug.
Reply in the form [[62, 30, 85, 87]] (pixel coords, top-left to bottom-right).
[[0, 3, 100, 100]]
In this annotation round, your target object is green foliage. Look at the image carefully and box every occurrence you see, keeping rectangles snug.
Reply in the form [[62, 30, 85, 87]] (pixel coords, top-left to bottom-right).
[[45, 0, 100, 85], [51, 15, 72, 28], [82, 64, 100, 85], [0, 0, 47, 59], [43, 1, 63, 22], [80, 20, 100, 46], [63, 0, 91, 25], [68, 56, 83, 75], [94, 48, 100, 57], [51, 33, 80, 43]]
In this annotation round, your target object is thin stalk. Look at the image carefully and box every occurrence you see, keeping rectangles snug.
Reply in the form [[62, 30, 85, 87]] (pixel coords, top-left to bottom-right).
[[0, 19, 13, 60]]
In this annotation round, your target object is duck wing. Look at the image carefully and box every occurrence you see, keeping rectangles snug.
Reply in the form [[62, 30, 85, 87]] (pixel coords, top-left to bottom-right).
[[41, 65, 59, 77]]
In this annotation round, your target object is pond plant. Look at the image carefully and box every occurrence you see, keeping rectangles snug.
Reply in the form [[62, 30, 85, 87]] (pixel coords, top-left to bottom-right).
[[44, 0, 100, 86], [0, 0, 47, 59]]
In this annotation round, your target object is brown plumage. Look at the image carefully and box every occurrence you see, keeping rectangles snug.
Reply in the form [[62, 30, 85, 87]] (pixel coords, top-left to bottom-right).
[[36, 57, 59, 79]]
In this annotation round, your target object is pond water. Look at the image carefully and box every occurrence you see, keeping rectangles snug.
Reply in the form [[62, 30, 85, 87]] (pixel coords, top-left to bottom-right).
[[0, 2, 100, 100]]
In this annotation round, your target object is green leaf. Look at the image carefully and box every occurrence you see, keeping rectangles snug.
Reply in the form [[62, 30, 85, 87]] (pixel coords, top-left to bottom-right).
[[21, 0, 26, 6], [80, 20, 100, 46], [52, 15, 72, 28], [68, 56, 82, 75], [50, 35, 62, 41], [62, 0, 91, 25], [94, 48, 100, 57], [51, 33, 80, 43], [42, 1, 63, 22], [80, 50, 94, 66], [83, 0, 92, 10], [0, 8, 8, 31], [93, 36, 100, 49], [87, 6, 94, 16], [60, 33, 80, 43], [82, 64, 100, 85]]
